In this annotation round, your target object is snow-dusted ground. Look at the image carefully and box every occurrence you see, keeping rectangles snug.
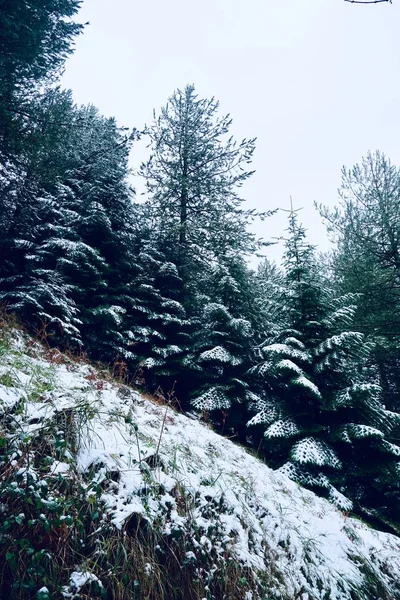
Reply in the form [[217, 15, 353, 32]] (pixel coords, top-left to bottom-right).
[[1, 332, 400, 599]]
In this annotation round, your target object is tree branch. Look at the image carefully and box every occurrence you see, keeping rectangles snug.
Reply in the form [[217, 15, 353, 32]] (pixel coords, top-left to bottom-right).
[[344, 0, 391, 4]]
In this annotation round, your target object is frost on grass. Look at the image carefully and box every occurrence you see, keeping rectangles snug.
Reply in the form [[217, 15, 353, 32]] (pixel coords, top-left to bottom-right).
[[1, 330, 400, 600]]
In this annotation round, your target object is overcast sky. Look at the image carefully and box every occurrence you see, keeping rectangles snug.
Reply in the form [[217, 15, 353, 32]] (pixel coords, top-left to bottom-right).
[[62, 0, 400, 263]]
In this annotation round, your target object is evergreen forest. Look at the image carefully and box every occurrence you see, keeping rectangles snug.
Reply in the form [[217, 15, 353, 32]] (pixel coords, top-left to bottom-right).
[[1, 0, 400, 539]]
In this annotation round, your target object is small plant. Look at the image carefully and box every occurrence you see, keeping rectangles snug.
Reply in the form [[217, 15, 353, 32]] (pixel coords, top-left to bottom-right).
[[0, 395, 109, 600], [32, 318, 55, 349], [111, 356, 130, 384], [0, 370, 16, 387]]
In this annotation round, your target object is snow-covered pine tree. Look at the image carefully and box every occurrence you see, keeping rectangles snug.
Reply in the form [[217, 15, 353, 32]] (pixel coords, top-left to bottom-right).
[[47, 174, 116, 354], [124, 238, 190, 396], [248, 209, 400, 526], [189, 302, 253, 440], [253, 258, 287, 341], [0, 0, 83, 156], [0, 92, 141, 359], [140, 85, 272, 412], [0, 184, 81, 344], [319, 152, 400, 413], [0, 92, 88, 343], [188, 258, 258, 440], [140, 84, 270, 292], [54, 112, 137, 361]]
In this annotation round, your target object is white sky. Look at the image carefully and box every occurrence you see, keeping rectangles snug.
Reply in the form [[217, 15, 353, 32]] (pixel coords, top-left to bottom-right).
[[62, 0, 400, 264]]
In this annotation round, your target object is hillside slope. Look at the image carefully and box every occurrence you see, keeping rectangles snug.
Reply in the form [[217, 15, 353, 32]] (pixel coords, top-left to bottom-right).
[[1, 327, 400, 600]]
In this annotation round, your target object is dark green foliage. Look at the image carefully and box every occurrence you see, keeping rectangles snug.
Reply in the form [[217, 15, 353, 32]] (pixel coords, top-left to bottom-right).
[[126, 244, 190, 394], [0, 0, 83, 84], [319, 151, 400, 412], [248, 210, 400, 525], [0, 188, 81, 344], [189, 301, 253, 438], [140, 84, 268, 282], [0, 0, 84, 155], [0, 92, 137, 357], [252, 259, 286, 340], [0, 3, 399, 542], [184, 256, 257, 436], [0, 408, 105, 599], [139, 85, 264, 410]]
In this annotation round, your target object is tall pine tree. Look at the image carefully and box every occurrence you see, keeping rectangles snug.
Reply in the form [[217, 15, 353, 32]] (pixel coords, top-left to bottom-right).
[[139, 85, 269, 406]]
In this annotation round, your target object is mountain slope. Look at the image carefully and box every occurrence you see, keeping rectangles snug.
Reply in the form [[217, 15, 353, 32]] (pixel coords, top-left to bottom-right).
[[1, 326, 400, 600]]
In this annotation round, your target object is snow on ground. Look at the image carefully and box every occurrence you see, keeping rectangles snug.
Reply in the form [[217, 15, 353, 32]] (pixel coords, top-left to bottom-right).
[[1, 332, 400, 599]]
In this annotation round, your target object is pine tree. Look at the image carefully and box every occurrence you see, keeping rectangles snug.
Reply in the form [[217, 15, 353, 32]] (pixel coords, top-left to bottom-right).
[[0, 185, 81, 343], [50, 108, 138, 360], [319, 151, 400, 411], [0, 92, 139, 359], [126, 240, 190, 395], [140, 84, 267, 288], [248, 210, 400, 526], [187, 257, 258, 439], [253, 258, 287, 340], [189, 301, 254, 439], [139, 85, 272, 406], [0, 0, 84, 155]]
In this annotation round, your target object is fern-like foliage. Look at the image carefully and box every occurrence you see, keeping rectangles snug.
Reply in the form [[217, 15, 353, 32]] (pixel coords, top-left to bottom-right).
[[247, 210, 400, 526]]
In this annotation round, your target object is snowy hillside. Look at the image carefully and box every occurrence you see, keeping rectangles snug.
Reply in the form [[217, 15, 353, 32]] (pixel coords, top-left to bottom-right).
[[1, 328, 400, 600]]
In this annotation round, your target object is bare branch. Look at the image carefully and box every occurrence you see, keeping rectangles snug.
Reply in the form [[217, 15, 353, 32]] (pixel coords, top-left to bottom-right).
[[344, 0, 392, 4]]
